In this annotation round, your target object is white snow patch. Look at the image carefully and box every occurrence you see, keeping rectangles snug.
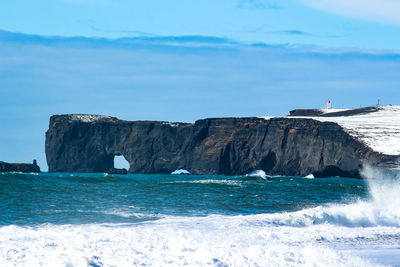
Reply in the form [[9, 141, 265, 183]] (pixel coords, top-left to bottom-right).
[[308, 106, 400, 155], [70, 114, 113, 123], [162, 122, 180, 127], [262, 106, 400, 156], [259, 116, 273, 120], [319, 108, 349, 114]]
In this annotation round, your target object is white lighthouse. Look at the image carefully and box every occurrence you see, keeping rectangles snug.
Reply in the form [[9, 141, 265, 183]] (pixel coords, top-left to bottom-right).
[[327, 100, 332, 109]]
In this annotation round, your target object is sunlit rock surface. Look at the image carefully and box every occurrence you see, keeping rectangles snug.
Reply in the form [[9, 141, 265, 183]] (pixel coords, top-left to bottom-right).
[[45, 108, 399, 178]]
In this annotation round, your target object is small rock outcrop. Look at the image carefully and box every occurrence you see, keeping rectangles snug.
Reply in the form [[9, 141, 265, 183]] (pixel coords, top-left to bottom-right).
[[45, 114, 398, 178], [0, 160, 41, 173], [107, 168, 128, 175]]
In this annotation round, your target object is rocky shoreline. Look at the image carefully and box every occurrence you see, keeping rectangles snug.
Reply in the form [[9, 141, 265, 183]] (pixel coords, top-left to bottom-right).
[[0, 160, 41, 173]]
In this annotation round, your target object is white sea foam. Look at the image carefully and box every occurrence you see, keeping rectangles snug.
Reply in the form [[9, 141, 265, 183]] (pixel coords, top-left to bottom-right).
[[245, 169, 268, 179], [2, 173, 399, 266], [0, 172, 39, 176], [163, 179, 243, 186], [171, 169, 191, 175], [1, 166, 398, 266], [103, 208, 161, 219], [0, 215, 386, 267], [265, 166, 400, 228]]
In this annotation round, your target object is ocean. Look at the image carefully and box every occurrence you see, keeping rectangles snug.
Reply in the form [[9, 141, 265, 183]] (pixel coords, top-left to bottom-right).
[[1, 167, 399, 266]]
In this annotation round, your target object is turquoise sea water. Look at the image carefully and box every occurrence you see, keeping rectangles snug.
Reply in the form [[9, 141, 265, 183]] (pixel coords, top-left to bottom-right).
[[1, 171, 399, 266]]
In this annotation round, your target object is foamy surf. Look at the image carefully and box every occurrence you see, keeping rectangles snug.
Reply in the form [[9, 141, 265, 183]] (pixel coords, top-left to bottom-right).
[[1, 175, 399, 267], [0, 166, 399, 266], [163, 179, 244, 186], [263, 166, 400, 228], [245, 170, 271, 180], [171, 169, 191, 175], [0, 214, 388, 267]]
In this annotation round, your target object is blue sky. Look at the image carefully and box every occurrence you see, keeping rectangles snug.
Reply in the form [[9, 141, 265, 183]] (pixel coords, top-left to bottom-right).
[[1, 0, 400, 49], [0, 0, 399, 170]]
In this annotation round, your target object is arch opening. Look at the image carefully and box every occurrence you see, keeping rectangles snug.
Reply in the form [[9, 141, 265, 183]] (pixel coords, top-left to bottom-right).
[[259, 151, 276, 174], [114, 155, 130, 171]]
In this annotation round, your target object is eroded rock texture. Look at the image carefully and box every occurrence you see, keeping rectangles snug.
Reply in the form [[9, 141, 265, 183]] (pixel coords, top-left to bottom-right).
[[0, 160, 40, 173], [45, 114, 397, 177]]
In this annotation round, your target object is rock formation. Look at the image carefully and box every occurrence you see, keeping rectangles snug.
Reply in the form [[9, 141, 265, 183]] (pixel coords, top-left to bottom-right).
[[107, 168, 128, 175], [0, 160, 41, 173], [45, 113, 398, 178]]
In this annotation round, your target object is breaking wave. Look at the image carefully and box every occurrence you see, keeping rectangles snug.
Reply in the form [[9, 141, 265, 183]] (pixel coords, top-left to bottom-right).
[[245, 169, 268, 179], [171, 169, 191, 175], [261, 165, 400, 228]]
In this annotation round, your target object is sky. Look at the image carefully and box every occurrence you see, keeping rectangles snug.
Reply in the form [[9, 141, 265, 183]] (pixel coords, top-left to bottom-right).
[[0, 0, 399, 170], [1, 0, 400, 49]]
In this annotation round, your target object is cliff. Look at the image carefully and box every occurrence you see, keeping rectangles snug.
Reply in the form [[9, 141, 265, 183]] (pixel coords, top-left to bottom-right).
[[0, 160, 41, 173], [45, 113, 398, 178]]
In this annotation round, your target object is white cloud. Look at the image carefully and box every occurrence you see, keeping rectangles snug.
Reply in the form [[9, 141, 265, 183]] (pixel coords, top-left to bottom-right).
[[300, 0, 400, 26]]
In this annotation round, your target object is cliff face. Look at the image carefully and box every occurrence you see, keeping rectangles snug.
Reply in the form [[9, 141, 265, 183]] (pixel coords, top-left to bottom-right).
[[45, 114, 397, 177]]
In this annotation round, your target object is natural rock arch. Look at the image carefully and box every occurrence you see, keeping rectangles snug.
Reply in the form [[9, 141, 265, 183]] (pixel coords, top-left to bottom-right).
[[45, 114, 399, 177], [114, 154, 130, 171]]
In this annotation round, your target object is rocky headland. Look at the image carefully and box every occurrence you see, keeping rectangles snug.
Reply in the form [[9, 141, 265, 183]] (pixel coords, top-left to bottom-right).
[[0, 160, 41, 173], [45, 107, 400, 178]]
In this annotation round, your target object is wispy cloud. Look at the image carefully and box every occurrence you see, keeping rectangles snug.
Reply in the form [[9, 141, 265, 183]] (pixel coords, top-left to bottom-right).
[[0, 30, 238, 48], [300, 0, 400, 27]]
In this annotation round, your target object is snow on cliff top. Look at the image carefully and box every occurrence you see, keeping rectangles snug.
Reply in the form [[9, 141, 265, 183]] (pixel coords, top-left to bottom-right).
[[319, 108, 349, 114], [265, 106, 400, 156], [69, 114, 114, 122], [303, 106, 400, 155]]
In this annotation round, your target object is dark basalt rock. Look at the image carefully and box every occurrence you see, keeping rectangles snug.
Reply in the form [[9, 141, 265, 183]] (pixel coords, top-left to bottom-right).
[[45, 114, 398, 178], [313, 165, 360, 179], [107, 168, 128, 175], [0, 160, 41, 173], [289, 109, 324, 116], [289, 106, 379, 117]]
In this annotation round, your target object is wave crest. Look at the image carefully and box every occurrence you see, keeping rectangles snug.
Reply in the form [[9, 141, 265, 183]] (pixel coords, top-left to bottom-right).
[[264, 165, 400, 228]]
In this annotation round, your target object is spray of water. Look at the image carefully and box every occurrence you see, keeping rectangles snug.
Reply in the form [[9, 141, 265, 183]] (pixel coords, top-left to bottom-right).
[[262, 164, 400, 228], [245, 170, 268, 179]]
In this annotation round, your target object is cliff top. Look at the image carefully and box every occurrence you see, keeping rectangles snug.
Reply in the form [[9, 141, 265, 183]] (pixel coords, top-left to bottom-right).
[[289, 106, 379, 117], [52, 105, 400, 156], [284, 105, 400, 156]]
